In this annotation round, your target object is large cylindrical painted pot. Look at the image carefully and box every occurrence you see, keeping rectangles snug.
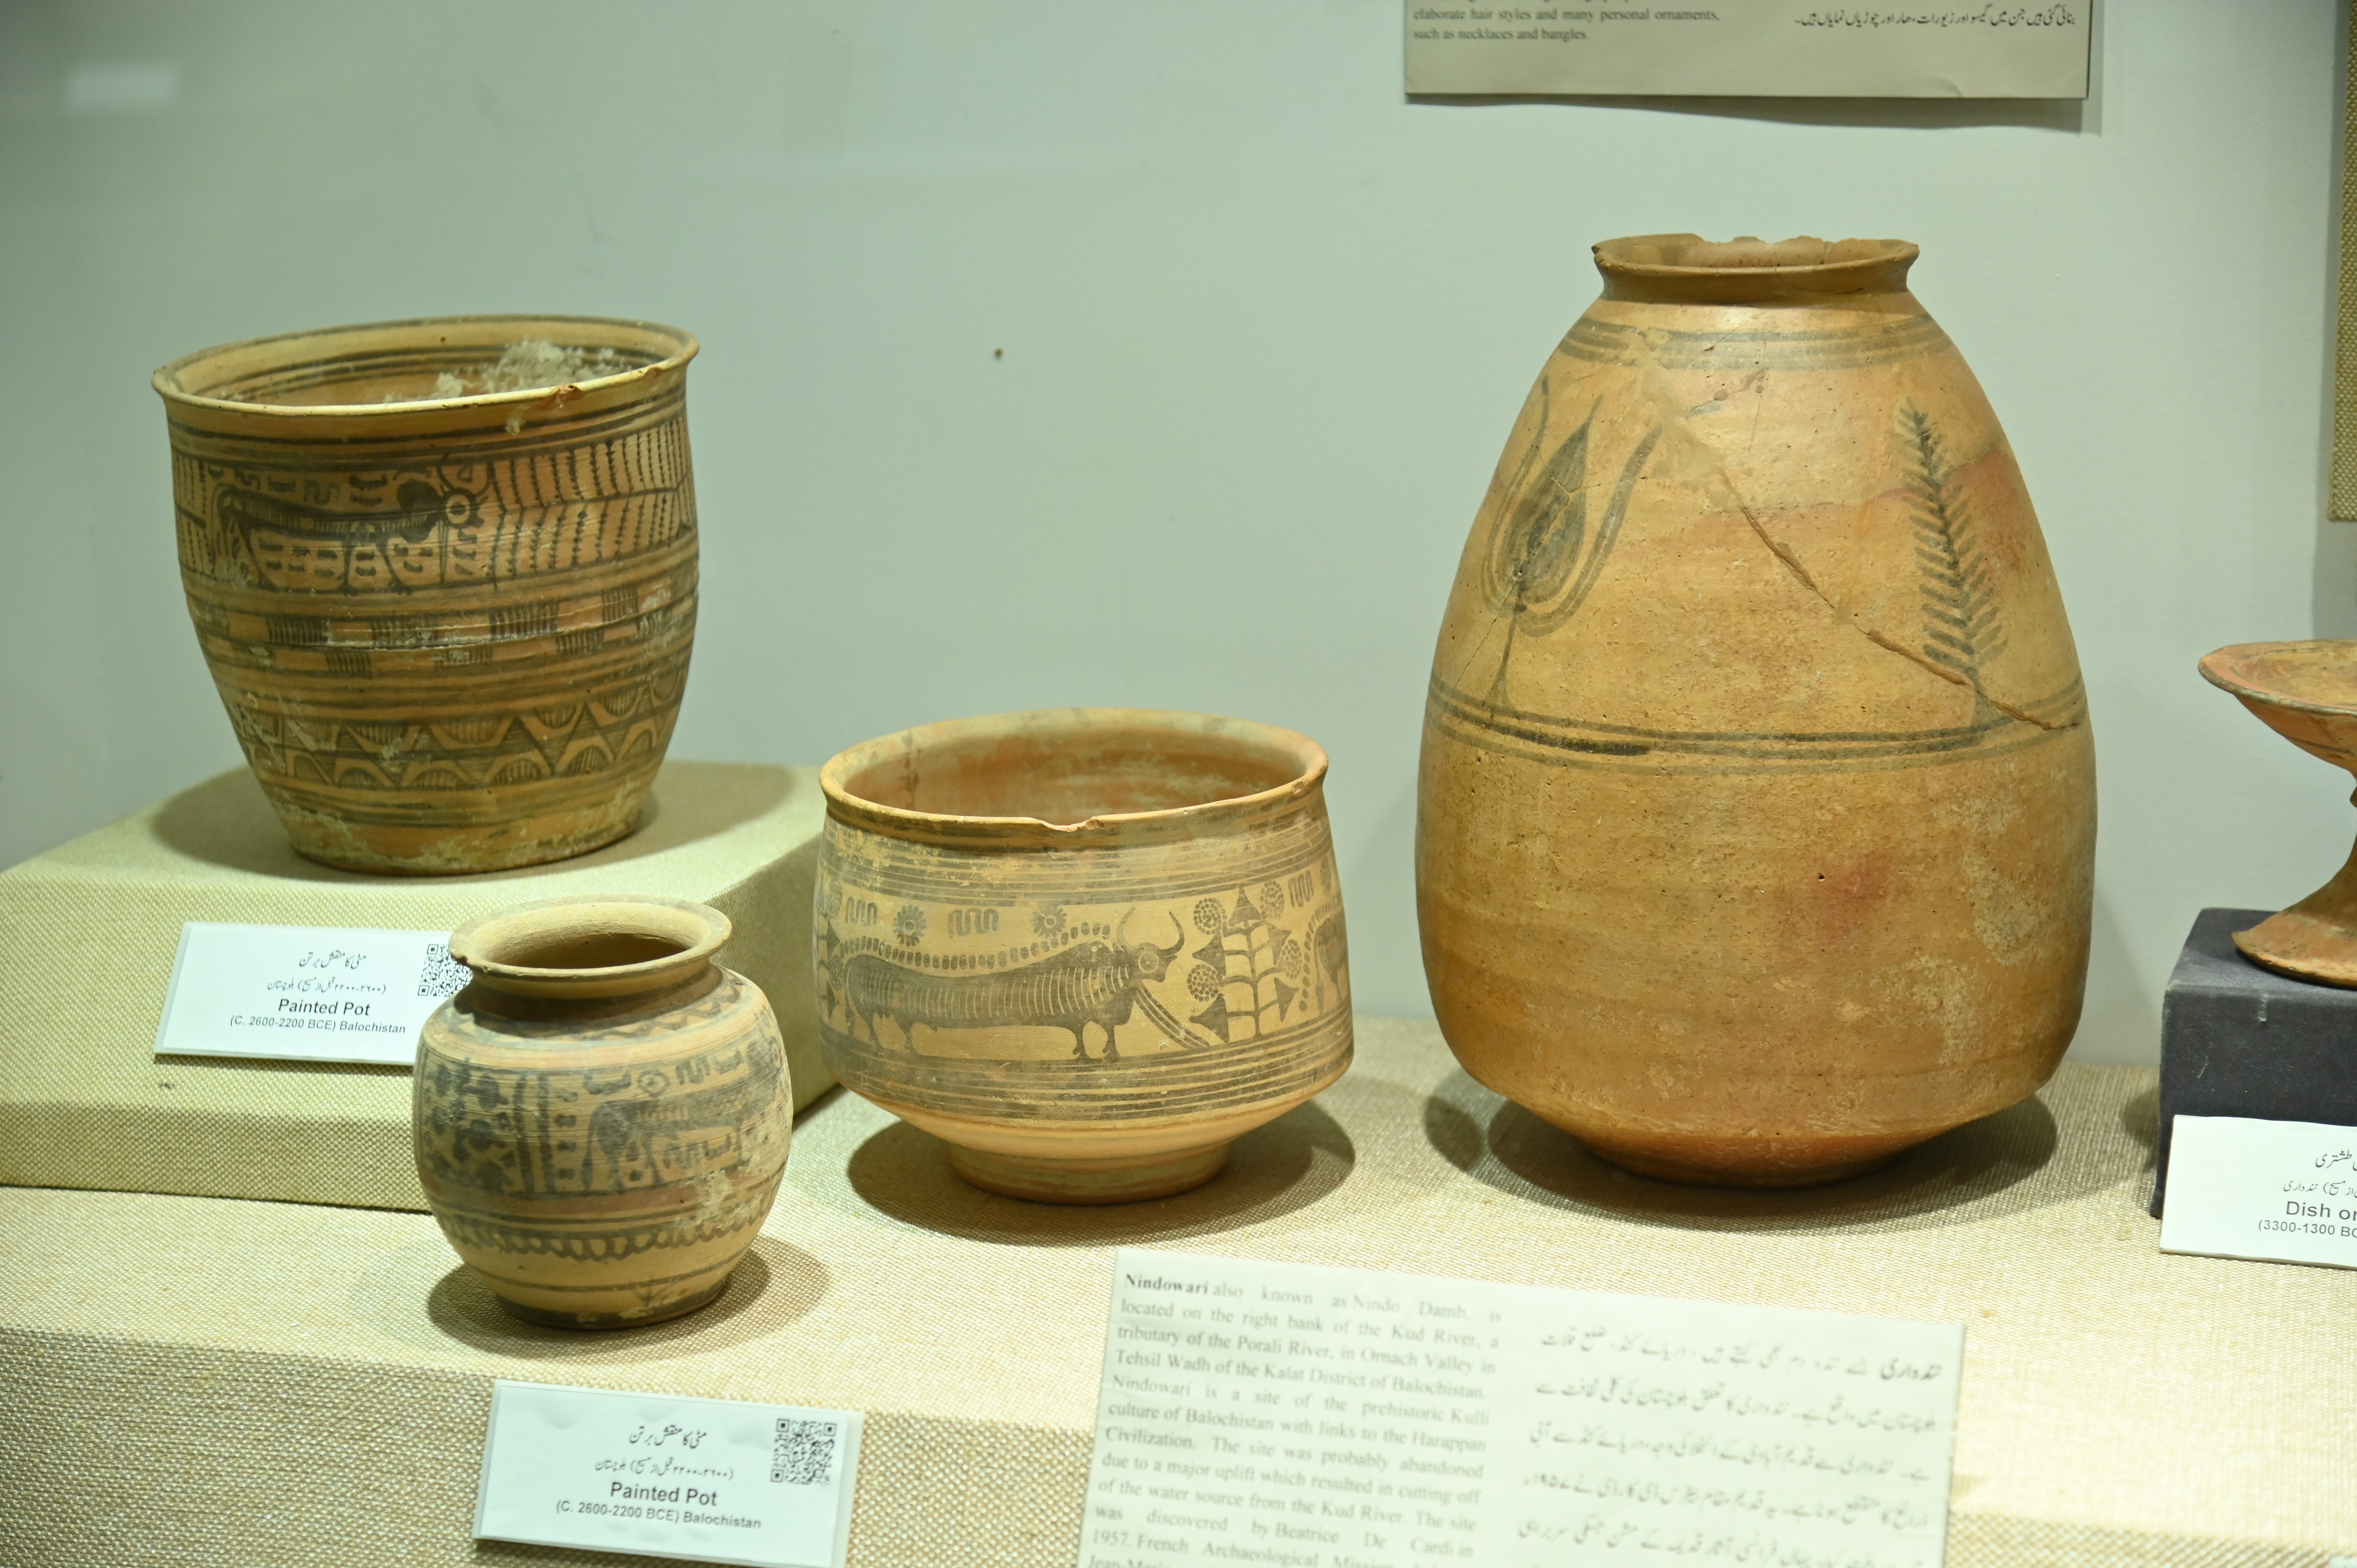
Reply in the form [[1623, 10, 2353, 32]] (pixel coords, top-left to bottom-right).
[[815, 709, 1353, 1204], [1418, 235, 2094, 1187], [155, 315, 699, 874], [415, 897, 790, 1327]]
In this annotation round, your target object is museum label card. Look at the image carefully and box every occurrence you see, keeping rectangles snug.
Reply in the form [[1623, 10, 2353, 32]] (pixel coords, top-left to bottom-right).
[[474, 1381, 862, 1568], [152, 920, 472, 1065], [1404, 1, 2091, 99], [2159, 1115, 2357, 1271], [1078, 1248, 1963, 1568]]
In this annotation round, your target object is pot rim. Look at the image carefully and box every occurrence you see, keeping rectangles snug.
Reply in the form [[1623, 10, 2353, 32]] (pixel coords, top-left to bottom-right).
[[151, 313, 699, 420], [819, 706, 1329, 849], [2199, 639, 2357, 719], [446, 895, 731, 1000], [1592, 234, 1918, 302]]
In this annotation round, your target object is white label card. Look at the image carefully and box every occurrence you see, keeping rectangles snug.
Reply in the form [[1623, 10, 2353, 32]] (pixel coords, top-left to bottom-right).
[[474, 1381, 862, 1568], [2159, 1115, 2357, 1271], [152, 921, 470, 1066], [1080, 1249, 1963, 1568], [1404, 1, 2091, 99]]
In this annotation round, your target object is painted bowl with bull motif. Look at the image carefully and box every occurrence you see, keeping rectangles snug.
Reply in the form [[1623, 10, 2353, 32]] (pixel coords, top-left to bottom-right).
[[814, 708, 1354, 1203]]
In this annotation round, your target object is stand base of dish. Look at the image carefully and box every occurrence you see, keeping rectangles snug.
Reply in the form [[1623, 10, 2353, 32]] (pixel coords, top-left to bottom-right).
[[948, 1141, 1233, 1204], [2232, 907, 2357, 988]]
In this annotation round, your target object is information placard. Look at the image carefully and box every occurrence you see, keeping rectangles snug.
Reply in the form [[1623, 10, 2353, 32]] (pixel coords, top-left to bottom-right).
[[474, 1381, 862, 1568], [1078, 1248, 1963, 1568], [153, 921, 471, 1066], [2159, 1114, 2357, 1271], [1405, 2, 2092, 100]]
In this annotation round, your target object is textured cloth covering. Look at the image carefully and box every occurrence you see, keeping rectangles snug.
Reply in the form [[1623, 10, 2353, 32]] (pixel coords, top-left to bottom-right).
[[0, 762, 827, 1211], [2336, 0, 2357, 519], [3, 1018, 2353, 1567]]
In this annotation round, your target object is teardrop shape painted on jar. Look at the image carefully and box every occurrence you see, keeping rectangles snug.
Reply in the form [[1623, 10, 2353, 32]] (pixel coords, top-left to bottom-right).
[[1418, 235, 2096, 1187]]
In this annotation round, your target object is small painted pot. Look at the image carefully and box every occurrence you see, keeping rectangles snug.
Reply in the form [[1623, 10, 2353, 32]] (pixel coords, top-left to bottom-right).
[[155, 315, 700, 874], [415, 897, 790, 1327], [815, 708, 1354, 1203]]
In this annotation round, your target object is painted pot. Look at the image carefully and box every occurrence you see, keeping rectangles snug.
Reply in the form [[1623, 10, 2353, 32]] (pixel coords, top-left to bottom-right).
[[1418, 234, 2095, 1187], [155, 315, 700, 874], [815, 709, 1353, 1203], [415, 897, 790, 1327]]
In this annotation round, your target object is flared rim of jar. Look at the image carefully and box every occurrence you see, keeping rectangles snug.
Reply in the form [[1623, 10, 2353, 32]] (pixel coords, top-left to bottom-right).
[[820, 707, 1330, 852], [447, 896, 732, 1000], [2200, 639, 2357, 720], [151, 313, 698, 420], [1592, 234, 1918, 303]]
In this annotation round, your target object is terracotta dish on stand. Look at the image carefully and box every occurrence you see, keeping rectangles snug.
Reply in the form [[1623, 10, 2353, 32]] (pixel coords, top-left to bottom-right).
[[2200, 640, 2357, 985]]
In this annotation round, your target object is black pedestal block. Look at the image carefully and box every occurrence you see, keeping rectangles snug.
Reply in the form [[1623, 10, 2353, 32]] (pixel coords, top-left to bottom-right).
[[2150, 907, 2357, 1216]]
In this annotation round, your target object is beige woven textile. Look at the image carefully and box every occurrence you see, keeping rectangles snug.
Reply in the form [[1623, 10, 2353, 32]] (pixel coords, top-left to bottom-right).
[[2334, 0, 2357, 517], [0, 761, 828, 1211], [2, 1017, 2352, 1566]]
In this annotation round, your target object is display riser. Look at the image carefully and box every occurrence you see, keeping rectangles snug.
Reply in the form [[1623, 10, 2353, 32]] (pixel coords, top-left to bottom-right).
[[2152, 906, 2357, 1215], [0, 761, 828, 1211]]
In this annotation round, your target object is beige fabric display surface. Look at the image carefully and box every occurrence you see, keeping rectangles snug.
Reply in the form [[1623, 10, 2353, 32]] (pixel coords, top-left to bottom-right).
[[0, 761, 828, 1211], [3, 1017, 2353, 1567]]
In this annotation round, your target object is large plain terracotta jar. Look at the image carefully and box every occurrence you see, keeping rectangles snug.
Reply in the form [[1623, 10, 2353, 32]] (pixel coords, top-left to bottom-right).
[[1419, 235, 2094, 1187], [415, 897, 790, 1326], [155, 316, 699, 874]]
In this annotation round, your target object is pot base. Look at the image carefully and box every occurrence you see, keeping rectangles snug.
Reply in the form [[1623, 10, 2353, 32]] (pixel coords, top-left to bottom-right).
[[2233, 909, 2357, 989], [948, 1141, 1232, 1204], [279, 798, 646, 876], [492, 1272, 733, 1331], [1569, 1129, 1922, 1189]]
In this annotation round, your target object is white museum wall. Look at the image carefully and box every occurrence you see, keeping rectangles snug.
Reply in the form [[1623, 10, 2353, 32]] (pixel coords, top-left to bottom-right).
[[0, 0, 2341, 1063]]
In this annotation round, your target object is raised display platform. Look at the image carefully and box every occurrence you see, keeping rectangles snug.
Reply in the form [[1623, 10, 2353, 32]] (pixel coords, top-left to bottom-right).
[[3, 1019, 2349, 1567], [0, 761, 827, 1211], [2153, 907, 2357, 1215]]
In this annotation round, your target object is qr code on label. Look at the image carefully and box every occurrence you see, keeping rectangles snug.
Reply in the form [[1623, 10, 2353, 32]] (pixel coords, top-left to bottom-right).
[[772, 1418, 838, 1485], [417, 942, 472, 999]]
